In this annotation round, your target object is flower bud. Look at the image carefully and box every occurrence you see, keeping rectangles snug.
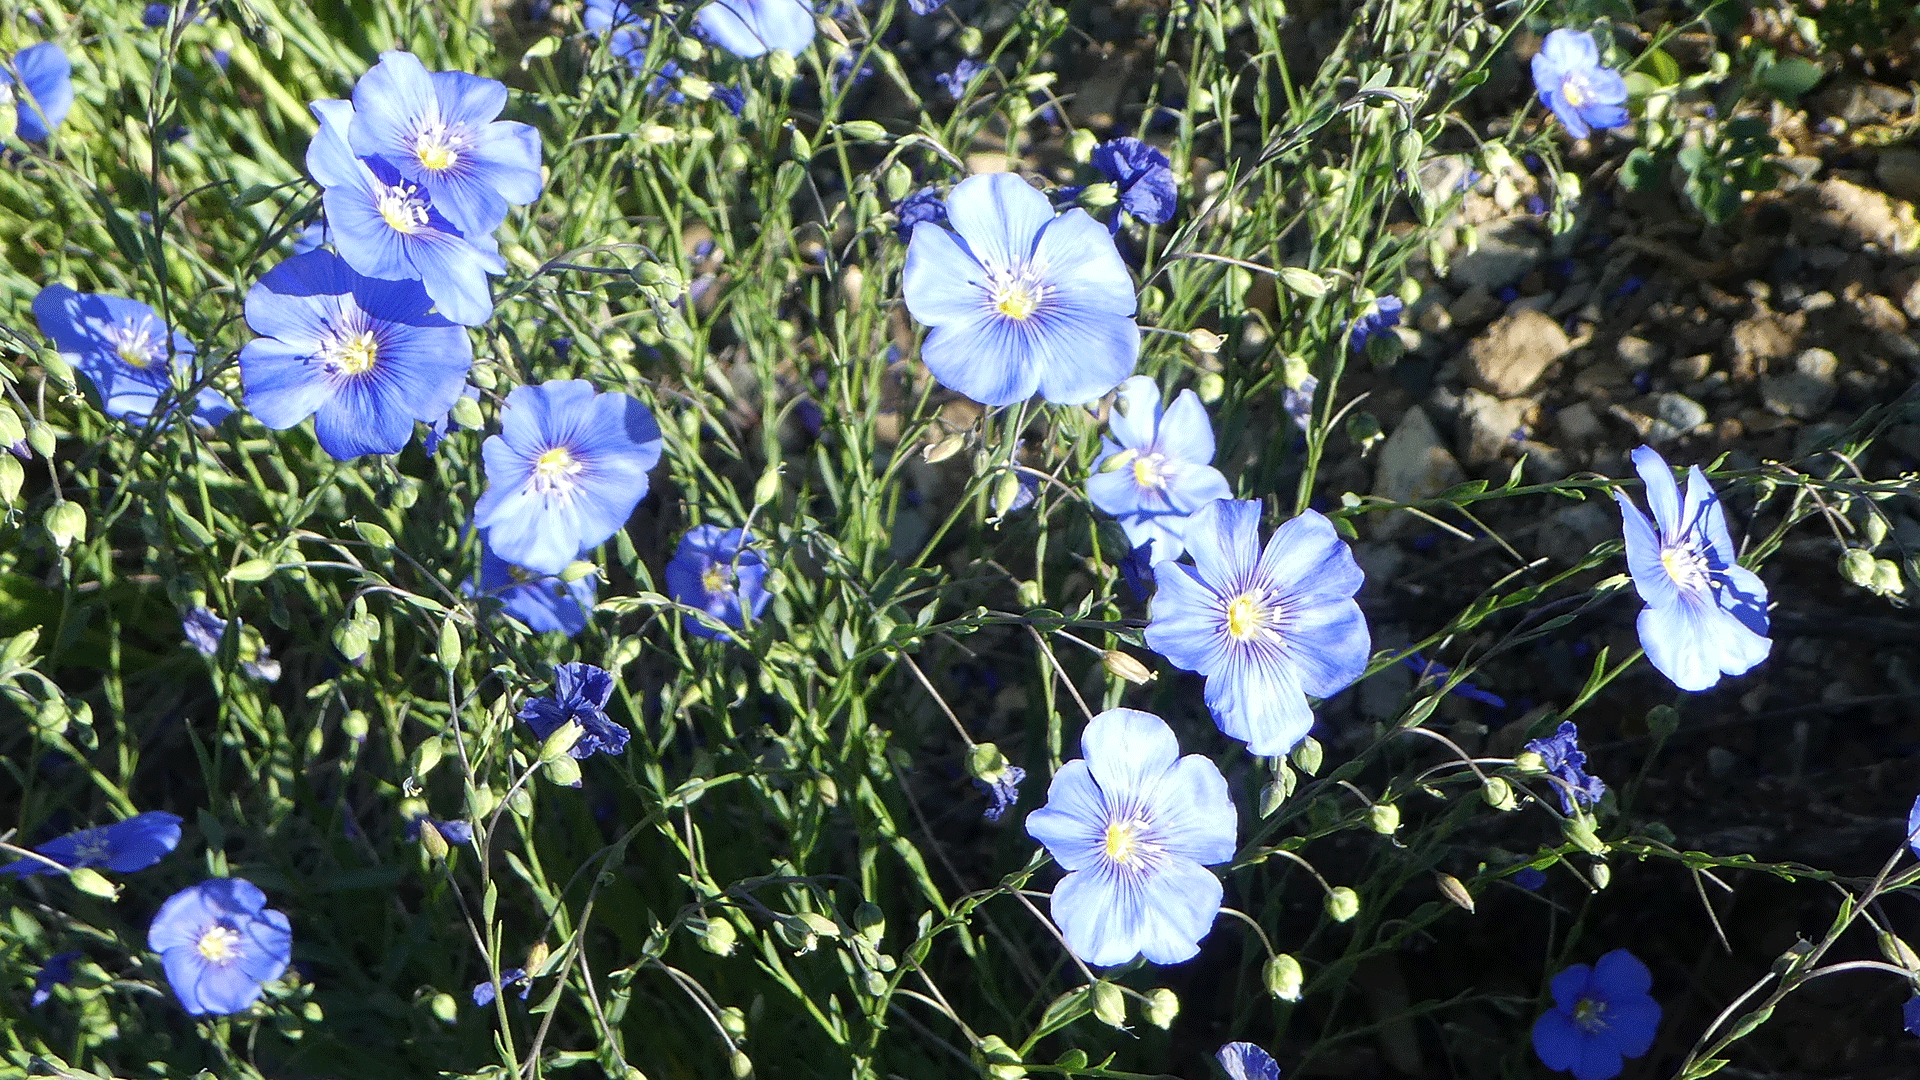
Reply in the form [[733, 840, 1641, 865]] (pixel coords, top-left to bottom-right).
[[730, 1051, 753, 1078], [956, 27, 983, 54], [1563, 815, 1606, 855], [1291, 737, 1323, 776], [545, 755, 582, 787], [1590, 862, 1611, 890], [560, 559, 598, 584], [540, 720, 583, 762], [853, 902, 885, 945], [26, 420, 56, 459], [0, 455, 22, 507], [720, 1005, 749, 1040], [1872, 558, 1905, 596], [1102, 650, 1155, 685], [922, 432, 967, 463], [419, 819, 450, 860], [1879, 931, 1920, 974], [68, 867, 118, 900], [697, 916, 738, 956], [1513, 750, 1545, 774], [1263, 954, 1304, 1000], [974, 1036, 1026, 1080], [1143, 988, 1179, 1029], [1482, 776, 1517, 811], [44, 500, 85, 551], [1187, 328, 1224, 354], [1077, 182, 1119, 209], [1865, 512, 1890, 548], [1325, 886, 1360, 923], [1367, 803, 1400, 835], [1091, 981, 1126, 1028], [679, 75, 714, 101], [1068, 128, 1097, 163], [525, 941, 551, 976], [1196, 371, 1226, 404], [967, 742, 1010, 780], [752, 466, 783, 508], [1840, 548, 1876, 587], [430, 992, 458, 1024], [1436, 873, 1474, 913], [767, 49, 798, 82], [1277, 267, 1328, 299], [838, 120, 889, 143]]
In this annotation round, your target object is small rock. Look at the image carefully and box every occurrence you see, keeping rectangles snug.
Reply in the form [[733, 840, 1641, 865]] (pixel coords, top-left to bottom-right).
[[1761, 347, 1839, 418], [1728, 309, 1805, 382], [1449, 216, 1547, 291], [1518, 441, 1575, 482], [1888, 268, 1920, 321], [1670, 354, 1712, 382], [1538, 502, 1614, 565], [1448, 285, 1500, 327], [1465, 308, 1571, 397], [1458, 389, 1535, 468], [1791, 177, 1920, 254], [1652, 392, 1709, 436], [1616, 335, 1666, 369], [1878, 147, 1920, 204], [1371, 406, 1466, 540], [1849, 290, 1908, 333], [1555, 402, 1605, 446]]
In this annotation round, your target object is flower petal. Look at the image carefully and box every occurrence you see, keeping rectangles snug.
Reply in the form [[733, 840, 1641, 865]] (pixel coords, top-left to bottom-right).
[[1255, 509, 1362, 607], [902, 222, 988, 327], [1277, 596, 1370, 699], [1615, 491, 1678, 610], [1150, 755, 1235, 865], [1132, 857, 1223, 965], [1106, 375, 1162, 452], [1203, 655, 1313, 757], [919, 310, 1041, 407], [1080, 708, 1179, 805], [1550, 963, 1593, 1010], [1154, 388, 1216, 464], [1182, 498, 1262, 592], [1142, 562, 1231, 675], [944, 173, 1055, 271], [1031, 207, 1138, 317], [1531, 1007, 1583, 1072], [1023, 761, 1107, 872], [1630, 445, 1681, 539]]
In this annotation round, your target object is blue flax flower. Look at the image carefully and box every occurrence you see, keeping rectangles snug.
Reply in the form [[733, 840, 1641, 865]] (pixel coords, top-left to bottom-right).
[[1614, 445, 1770, 691], [584, 0, 651, 66], [712, 83, 747, 116], [1532, 949, 1661, 1080], [474, 541, 597, 636], [32, 285, 232, 424], [182, 607, 281, 681], [472, 967, 530, 1006], [2, 811, 183, 878], [424, 383, 481, 454], [1023, 708, 1235, 966], [4, 43, 73, 142], [1905, 996, 1920, 1037], [1531, 29, 1630, 140], [473, 380, 664, 575], [348, 52, 542, 239], [974, 765, 1025, 823], [902, 172, 1139, 407], [1216, 1043, 1280, 1080], [306, 99, 507, 327], [1525, 721, 1606, 814], [665, 524, 772, 640], [1144, 500, 1370, 757], [695, 0, 816, 60], [148, 878, 292, 1016], [937, 58, 985, 99], [1087, 375, 1232, 563], [240, 250, 473, 459], [893, 186, 948, 241], [1348, 295, 1404, 354], [1091, 137, 1177, 226], [31, 951, 81, 1007], [519, 662, 628, 760]]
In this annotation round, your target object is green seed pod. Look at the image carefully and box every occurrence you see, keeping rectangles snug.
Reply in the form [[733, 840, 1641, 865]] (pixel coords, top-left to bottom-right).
[[1482, 776, 1517, 811], [720, 1005, 748, 1040], [418, 819, 450, 861], [1263, 954, 1304, 1001], [1590, 862, 1611, 890], [0, 454, 23, 506], [729, 1051, 753, 1079], [1368, 803, 1400, 835], [1187, 328, 1224, 354], [853, 902, 885, 945], [540, 720, 584, 762], [1143, 988, 1179, 1029], [1196, 371, 1226, 404], [1091, 981, 1125, 1028], [1645, 705, 1680, 742], [430, 992, 459, 1024], [1325, 886, 1360, 923], [1291, 737, 1323, 776], [450, 392, 485, 430], [26, 421, 57, 460], [767, 48, 798, 82], [44, 500, 85, 551], [1872, 559, 1905, 596], [1840, 548, 1876, 587], [545, 755, 582, 787], [699, 916, 738, 957], [68, 868, 118, 900], [1277, 267, 1328, 299]]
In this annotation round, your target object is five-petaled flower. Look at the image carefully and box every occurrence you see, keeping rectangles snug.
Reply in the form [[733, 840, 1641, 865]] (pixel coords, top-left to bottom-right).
[[1024, 708, 1236, 966], [240, 249, 474, 459], [148, 878, 293, 1016], [1087, 376, 1232, 563], [694, 0, 816, 60], [1531, 29, 1630, 140], [474, 540, 598, 637], [902, 172, 1139, 407], [1144, 499, 1371, 757], [473, 380, 664, 575], [1091, 137, 1178, 227], [32, 285, 233, 425], [306, 98, 508, 327], [1, 811, 183, 878], [1524, 720, 1606, 814], [1614, 445, 1770, 692], [1532, 949, 1661, 1080], [4, 43, 74, 142], [665, 524, 772, 640], [519, 662, 629, 761], [1215, 1043, 1281, 1080]]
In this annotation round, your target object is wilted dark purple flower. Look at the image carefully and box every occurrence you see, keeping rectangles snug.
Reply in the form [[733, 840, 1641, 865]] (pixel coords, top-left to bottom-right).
[[1524, 721, 1606, 814], [1091, 137, 1177, 226], [974, 764, 1025, 822], [892, 187, 948, 241], [937, 58, 985, 99], [472, 967, 530, 1006], [518, 662, 628, 762]]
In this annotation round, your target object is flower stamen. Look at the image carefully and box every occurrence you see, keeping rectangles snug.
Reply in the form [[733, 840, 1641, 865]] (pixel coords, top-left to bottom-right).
[[1571, 995, 1609, 1034], [325, 330, 379, 376], [196, 924, 242, 965], [530, 447, 584, 497], [413, 123, 460, 172], [701, 564, 733, 595], [376, 182, 432, 235], [1103, 820, 1145, 866], [1659, 545, 1709, 593], [1132, 453, 1170, 490], [1225, 592, 1274, 641], [1560, 72, 1593, 109]]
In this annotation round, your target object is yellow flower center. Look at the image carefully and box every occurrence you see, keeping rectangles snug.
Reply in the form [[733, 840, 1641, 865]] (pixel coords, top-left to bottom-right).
[[1225, 592, 1273, 640], [1660, 545, 1708, 592], [109, 325, 160, 369], [531, 447, 583, 495], [1572, 995, 1609, 1033], [1132, 453, 1169, 490], [702, 564, 733, 595], [196, 924, 242, 964], [377, 183, 430, 234], [415, 132, 459, 172], [328, 330, 379, 376], [1103, 820, 1144, 866], [992, 280, 1042, 321], [1561, 72, 1592, 109]]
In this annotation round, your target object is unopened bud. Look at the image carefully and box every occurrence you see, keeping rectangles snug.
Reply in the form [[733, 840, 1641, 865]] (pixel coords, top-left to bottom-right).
[[1291, 737, 1323, 775], [1277, 267, 1328, 299], [540, 720, 583, 762], [1187, 328, 1224, 354], [1258, 779, 1288, 819], [921, 432, 966, 463], [1880, 931, 1920, 974], [853, 902, 885, 944], [679, 75, 714, 101], [1873, 559, 1905, 596], [560, 559, 598, 583], [430, 992, 459, 1023], [1436, 873, 1474, 913], [1196, 371, 1226, 404], [1865, 513, 1891, 547], [1068, 128, 1097, 163], [956, 26, 983, 54], [1143, 987, 1179, 1029], [1590, 862, 1611, 890], [1514, 750, 1546, 774], [419, 819, 450, 860], [1563, 815, 1606, 855], [699, 916, 738, 956], [1646, 705, 1680, 742], [767, 49, 798, 82], [975, 1035, 1026, 1080], [1263, 954, 1304, 1000], [525, 941, 551, 976], [729, 1051, 753, 1078], [545, 755, 582, 787], [752, 466, 783, 507], [1482, 775, 1517, 811], [1102, 650, 1155, 684], [0, 455, 23, 506], [720, 1005, 748, 1040], [1840, 548, 1876, 587], [68, 867, 118, 900], [26, 421, 56, 459], [1091, 981, 1125, 1028], [1325, 886, 1360, 923], [1078, 182, 1119, 209], [44, 500, 85, 551], [1368, 803, 1400, 835]]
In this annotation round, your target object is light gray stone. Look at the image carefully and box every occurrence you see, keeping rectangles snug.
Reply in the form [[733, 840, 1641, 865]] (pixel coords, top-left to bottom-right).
[[1555, 402, 1605, 445], [1761, 348, 1839, 418], [1371, 406, 1465, 539], [1539, 502, 1614, 565], [1653, 392, 1708, 435], [1458, 389, 1534, 467], [1465, 308, 1572, 397], [1449, 216, 1546, 291], [1616, 336, 1666, 369]]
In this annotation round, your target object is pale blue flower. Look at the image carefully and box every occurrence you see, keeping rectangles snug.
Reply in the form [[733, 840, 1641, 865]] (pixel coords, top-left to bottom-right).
[[1024, 708, 1235, 966], [474, 540, 597, 636], [1614, 445, 1769, 692], [1143, 500, 1370, 757], [1, 811, 183, 878], [695, 0, 815, 60], [147, 878, 292, 1016], [1531, 29, 1629, 140], [3, 43, 73, 142], [664, 524, 771, 640], [31, 285, 233, 424], [1087, 375, 1232, 563], [902, 173, 1138, 407]]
